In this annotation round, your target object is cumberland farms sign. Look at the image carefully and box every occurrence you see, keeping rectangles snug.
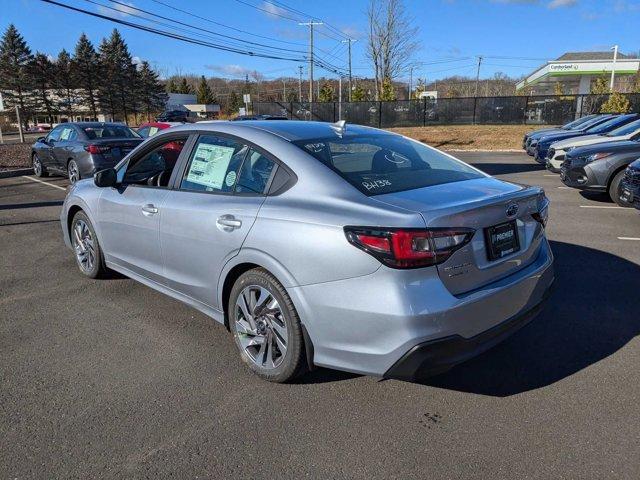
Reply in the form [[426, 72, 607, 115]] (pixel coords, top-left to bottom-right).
[[517, 59, 640, 89]]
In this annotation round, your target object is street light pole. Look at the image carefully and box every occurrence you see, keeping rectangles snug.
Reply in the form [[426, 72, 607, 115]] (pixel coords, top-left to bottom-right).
[[610, 45, 619, 91]]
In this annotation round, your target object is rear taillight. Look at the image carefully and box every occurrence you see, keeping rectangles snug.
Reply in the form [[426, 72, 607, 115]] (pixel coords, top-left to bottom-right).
[[344, 227, 475, 269], [84, 144, 111, 154], [532, 195, 550, 228]]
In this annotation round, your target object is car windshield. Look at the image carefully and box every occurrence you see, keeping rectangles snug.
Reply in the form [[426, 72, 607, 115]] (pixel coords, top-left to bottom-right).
[[83, 125, 141, 139], [293, 134, 484, 196], [585, 115, 635, 134], [605, 118, 640, 136], [563, 115, 596, 130]]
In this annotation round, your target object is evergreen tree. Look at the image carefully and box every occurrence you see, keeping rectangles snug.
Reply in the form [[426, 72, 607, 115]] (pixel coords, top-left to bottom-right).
[[351, 84, 366, 101], [165, 78, 178, 93], [98, 30, 136, 123], [227, 91, 242, 115], [380, 78, 396, 101], [0, 24, 34, 127], [72, 33, 99, 120], [56, 49, 76, 119], [318, 83, 334, 102], [30, 53, 56, 122], [600, 92, 630, 114], [196, 75, 216, 104], [177, 77, 193, 94], [137, 61, 167, 121]]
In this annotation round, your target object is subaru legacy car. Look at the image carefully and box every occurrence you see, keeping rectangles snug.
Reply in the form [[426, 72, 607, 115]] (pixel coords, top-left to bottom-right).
[[560, 137, 640, 206], [32, 122, 143, 184], [533, 114, 637, 163], [546, 117, 640, 173], [60, 121, 554, 383], [523, 114, 599, 154]]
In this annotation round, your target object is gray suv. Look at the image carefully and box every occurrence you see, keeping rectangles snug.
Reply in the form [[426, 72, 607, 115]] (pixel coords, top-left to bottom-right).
[[60, 121, 554, 383]]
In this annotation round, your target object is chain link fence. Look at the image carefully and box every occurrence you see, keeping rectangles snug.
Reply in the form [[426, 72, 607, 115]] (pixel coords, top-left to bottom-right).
[[253, 93, 640, 127]]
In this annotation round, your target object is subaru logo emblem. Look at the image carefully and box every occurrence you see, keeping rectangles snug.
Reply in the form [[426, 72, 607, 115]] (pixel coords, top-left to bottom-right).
[[506, 203, 519, 217]]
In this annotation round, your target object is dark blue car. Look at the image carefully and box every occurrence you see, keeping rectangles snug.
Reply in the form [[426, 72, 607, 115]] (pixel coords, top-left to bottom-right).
[[619, 159, 640, 209], [533, 114, 640, 163]]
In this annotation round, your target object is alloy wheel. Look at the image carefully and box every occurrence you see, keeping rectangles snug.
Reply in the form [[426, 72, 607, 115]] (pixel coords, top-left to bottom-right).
[[68, 161, 79, 184], [72, 219, 96, 273], [235, 285, 288, 369]]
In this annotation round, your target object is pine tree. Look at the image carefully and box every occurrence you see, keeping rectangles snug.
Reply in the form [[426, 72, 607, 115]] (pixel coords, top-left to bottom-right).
[[600, 92, 630, 114], [196, 75, 215, 104], [72, 33, 99, 120], [30, 53, 56, 122], [0, 24, 34, 127], [177, 77, 193, 94], [56, 49, 76, 119], [318, 83, 334, 102], [98, 30, 136, 123], [227, 91, 242, 115], [380, 78, 396, 101], [165, 78, 178, 93], [351, 84, 366, 101], [137, 61, 167, 121]]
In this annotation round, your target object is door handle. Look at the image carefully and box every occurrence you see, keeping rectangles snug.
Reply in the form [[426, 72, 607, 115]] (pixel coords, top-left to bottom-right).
[[142, 204, 158, 215], [217, 215, 242, 231]]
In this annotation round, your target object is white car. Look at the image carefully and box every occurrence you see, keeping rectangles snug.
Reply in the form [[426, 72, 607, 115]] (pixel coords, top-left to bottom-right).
[[546, 118, 640, 172]]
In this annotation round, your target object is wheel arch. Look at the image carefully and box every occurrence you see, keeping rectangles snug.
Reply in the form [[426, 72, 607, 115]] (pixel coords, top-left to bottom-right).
[[606, 162, 631, 190]]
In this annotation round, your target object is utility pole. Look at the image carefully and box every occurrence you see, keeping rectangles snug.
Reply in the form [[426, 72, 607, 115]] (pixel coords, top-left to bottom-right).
[[298, 65, 303, 101], [408, 65, 414, 100], [15, 106, 24, 144], [474, 55, 483, 98], [610, 44, 619, 91], [283, 79, 286, 102], [342, 38, 356, 102], [299, 21, 323, 103]]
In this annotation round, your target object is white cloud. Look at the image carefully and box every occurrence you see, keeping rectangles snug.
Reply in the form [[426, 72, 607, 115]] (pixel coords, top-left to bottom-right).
[[205, 64, 252, 76], [262, 1, 290, 19], [96, 1, 137, 19], [548, 0, 577, 8]]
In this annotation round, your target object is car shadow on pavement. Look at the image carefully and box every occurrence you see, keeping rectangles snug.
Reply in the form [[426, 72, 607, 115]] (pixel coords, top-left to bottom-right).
[[0, 200, 64, 210], [418, 240, 640, 397], [470, 162, 545, 176], [579, 190, 615, 204]]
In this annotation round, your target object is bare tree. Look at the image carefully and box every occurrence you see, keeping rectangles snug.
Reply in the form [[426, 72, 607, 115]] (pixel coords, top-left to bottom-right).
[[366, 0, 419, 100]]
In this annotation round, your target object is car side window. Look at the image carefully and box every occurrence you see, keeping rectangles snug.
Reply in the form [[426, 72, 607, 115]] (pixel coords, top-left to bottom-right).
[[46, 126, 63, 142], [180, 135, 248, 193], [137, 127, 150, 138], [235, 149, 276, 194], [122, 135, 188, 187], [59, 127, 77, 141]]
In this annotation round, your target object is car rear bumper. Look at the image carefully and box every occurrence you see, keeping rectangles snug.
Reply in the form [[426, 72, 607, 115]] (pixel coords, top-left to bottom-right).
[[383, 283, 552, 380], [290, 238, 554, 377]]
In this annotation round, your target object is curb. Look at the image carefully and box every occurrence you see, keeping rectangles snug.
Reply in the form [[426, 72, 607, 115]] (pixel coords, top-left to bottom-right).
[[0, 168, 34, 179]]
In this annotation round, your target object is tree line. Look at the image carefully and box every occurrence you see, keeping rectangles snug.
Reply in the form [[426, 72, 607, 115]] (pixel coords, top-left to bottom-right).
[[0, 24, 166, 128]]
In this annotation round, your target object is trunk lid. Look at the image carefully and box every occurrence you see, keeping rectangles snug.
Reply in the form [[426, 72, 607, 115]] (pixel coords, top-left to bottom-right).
[[89, 138, 144, 162], [371, 177, 546, 295]]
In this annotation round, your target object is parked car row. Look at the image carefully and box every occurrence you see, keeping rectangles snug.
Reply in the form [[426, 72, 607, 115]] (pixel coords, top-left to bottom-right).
[[524, 114, 640, 208]]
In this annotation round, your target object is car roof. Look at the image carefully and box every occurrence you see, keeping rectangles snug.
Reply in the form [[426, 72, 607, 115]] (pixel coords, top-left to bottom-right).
[[172, 120, 392, 142], [69, 122, 129, 128]]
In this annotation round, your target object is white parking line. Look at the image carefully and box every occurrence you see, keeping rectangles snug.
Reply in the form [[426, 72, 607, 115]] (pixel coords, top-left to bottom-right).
[[618, 237, 640, 241], [579, 205, 626, 209], [21, 176, 67, 192], [557, 186, 572, 189], [543, 174, 557, 177]]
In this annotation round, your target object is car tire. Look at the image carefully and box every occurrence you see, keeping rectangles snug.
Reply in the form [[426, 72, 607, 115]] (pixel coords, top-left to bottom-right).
[[228, 268, 307, 383], [68, 160, 80, 184], [609, 170, 632, 207], [70, 211, 108, 279], [32, 153, 48, 177]]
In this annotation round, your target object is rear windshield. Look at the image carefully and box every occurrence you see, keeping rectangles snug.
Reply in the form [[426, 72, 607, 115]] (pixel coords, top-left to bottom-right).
[[606, 118, 640, 136], [293, 134, 484, 195], [83, 125, 141, 139], [564, 114, 596, 130], [585, 115, 634, 134]]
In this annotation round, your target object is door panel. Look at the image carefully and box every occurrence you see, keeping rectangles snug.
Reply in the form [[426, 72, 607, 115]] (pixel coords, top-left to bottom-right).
[[160, 192, 264, 308], [97, 185, 169, 283]]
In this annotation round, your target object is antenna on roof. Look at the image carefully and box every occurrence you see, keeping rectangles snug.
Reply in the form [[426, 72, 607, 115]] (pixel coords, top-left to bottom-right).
[[330, 120, 347, 136]]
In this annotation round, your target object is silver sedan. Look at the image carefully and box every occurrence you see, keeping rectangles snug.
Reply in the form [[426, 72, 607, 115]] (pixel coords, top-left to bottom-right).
[[60, 120, 554, 382]]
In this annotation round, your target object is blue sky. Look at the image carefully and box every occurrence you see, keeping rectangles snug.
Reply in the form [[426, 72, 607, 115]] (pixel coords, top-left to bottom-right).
[[2, 0, 639, 82]]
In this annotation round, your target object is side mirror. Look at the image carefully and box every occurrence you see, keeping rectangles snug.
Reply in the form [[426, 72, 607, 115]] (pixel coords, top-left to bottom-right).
[[94, 168, 118, 188], [37, 136, 46, 143]]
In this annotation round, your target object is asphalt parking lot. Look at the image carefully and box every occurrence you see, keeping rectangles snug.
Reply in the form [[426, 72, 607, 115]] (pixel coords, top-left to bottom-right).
[[1, 152, 639, 479]]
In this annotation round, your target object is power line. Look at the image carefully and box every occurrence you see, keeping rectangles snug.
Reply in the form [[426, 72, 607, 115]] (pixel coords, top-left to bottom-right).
[[39, 0, 306, 61], [149, 0, 307, 47]]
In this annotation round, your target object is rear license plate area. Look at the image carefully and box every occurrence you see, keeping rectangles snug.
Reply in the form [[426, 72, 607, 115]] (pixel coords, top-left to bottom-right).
[[485, 220, 520, 261]]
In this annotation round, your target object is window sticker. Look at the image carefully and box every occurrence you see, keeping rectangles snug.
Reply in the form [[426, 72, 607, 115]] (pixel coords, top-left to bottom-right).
[[60, 128, 72, 140], [185, 142, 236, 190], [149, 126, 159, 136], [225, 170, 237, 187]]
